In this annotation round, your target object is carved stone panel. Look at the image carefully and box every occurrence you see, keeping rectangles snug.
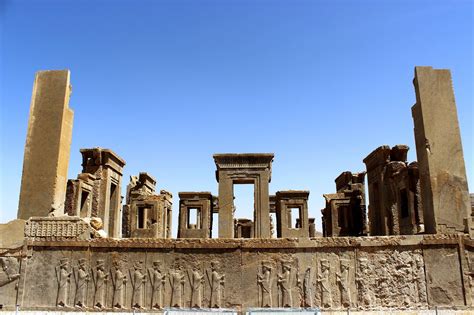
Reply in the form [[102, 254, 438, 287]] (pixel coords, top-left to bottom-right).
[[424, 247, 465, 306]]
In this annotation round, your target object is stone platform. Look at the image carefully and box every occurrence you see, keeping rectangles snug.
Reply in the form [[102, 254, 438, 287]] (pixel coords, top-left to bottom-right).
[[1, 235, 473, 313]]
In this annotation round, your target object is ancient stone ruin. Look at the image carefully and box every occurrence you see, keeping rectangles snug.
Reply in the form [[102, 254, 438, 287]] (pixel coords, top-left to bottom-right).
[[0, 67, 473, 314]]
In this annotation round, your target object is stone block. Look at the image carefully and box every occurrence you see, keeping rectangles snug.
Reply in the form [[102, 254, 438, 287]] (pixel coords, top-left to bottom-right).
[[412, 66, 470, 234], [18, 70, 74, 219]]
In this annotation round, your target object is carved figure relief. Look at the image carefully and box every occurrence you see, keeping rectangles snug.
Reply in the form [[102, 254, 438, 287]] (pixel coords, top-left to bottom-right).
[[208, 261, 225, 308], [317, 259, 332, 308], [336, 259, 351, 308], [110, 260, 127, 309], [148, 260, 166, 309], [302, 267, 313, 307], [356, 257, 373, 307], [356, 250, 427, 309], [92, 260, 108, 309], [188, 266, 204, 308], [277, 261, 292, 307], [73, 258, 90, 308], [55, 258, 72, 307], [0, 257, 20, 287], [257, 261, 273, 308], [170, 267, 185, 308], [130, 261, 147, 309]]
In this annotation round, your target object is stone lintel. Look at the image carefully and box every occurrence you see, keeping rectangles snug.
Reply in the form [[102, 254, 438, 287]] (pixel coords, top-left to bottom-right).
[[138, 172, 156, 190], [275, 190, 309, 200], [363, 145, 391, 170], [178, 191, 213, 200], [213, 153, 274, 173], [80, 147, 126, 174]]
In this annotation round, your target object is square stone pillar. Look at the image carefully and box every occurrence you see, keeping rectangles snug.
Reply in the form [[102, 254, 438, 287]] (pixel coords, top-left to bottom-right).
[[18, 70, 74, 219], [412, 66, 471, 234]]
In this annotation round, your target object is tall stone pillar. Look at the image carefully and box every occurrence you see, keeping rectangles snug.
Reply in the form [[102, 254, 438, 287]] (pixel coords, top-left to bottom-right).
[[18, 70, 74, 219], [412, 66, 470, 234]]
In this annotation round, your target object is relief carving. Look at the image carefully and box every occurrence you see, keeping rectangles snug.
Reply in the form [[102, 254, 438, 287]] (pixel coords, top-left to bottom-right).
[[188, 265, 204, 308], [0, 257, 20, 287], [73, 258, 90, 308], [92, 260, 108, 309], [302, 267, 313, 307], [208, 261, 225, 308], [257, 261, 273, 308], [55, 258, 72, 307], [277, 260, 293, 307], [336, 259, 351, 308], [317, 259, 332, 308], [130, 261, 147, 309], [148, 260, 166, 309], [356, 257, 373, 307], [356, 250, 427, 309], [110, 260, 127, 309], [169, 267, 185, 308]]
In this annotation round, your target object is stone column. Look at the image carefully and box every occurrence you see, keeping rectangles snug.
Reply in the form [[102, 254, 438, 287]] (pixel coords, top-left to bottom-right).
[[218, 174, 234, 238], [412, 66, 471, 234], [18, 70, 74, 219], [255, 171, 271, 238]]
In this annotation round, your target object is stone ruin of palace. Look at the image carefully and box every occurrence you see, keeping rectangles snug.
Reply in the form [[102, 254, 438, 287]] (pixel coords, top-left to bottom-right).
[[0, 67, 473, 314]]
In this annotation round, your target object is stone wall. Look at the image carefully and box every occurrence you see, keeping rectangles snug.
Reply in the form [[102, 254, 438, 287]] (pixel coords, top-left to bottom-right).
[[1, 235, 472, 312]]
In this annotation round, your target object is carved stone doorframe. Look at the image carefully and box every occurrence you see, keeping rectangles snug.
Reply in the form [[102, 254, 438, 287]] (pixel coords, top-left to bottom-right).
[[213, 153, 274, 238]]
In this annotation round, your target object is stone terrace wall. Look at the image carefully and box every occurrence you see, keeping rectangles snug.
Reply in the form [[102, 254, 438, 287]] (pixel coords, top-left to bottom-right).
[[1, 235, 473, 312]]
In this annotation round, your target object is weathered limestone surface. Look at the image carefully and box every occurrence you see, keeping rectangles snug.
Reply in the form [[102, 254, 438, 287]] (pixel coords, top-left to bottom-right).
[[412, 66, 471, 234], [18, 70, 74, 219], [0, 219, 25, 249], [1, 235, 472, 312]]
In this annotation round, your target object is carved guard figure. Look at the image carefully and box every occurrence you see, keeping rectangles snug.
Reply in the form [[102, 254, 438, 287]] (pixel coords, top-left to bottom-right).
[[170, 267, 185, 308], [130, 261, 146, 309], [257, 262, 273, 308], [91, 260, 108, 309], [55, 258, 72, 307], [336, 259, 351, 308], [188, 266, 204, 308], [111, 260, 127, 309], [208, 261, 225, 308], [277, 261, 293, 307], [317, 259, 332, 308], [74, 258, 90, 308], [149, 260, 166, 309]]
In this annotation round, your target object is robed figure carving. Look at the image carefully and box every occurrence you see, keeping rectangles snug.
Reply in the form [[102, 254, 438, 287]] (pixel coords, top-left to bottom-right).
[[336, 259, 351, 308], [74, 258, 90, 308], [208, 261, 225, 308], [188, 266, 204, 308], [170, 267, 185, 308], [257, 262, 273, 308], [149, 261, 166, 309], [56, 258, 72, 307], [277, 261, 293, 307], [130, 261, 146, 309], [92, 260, 108, 309], [111, 261, 127, 309], [317, 259, 332, 308]]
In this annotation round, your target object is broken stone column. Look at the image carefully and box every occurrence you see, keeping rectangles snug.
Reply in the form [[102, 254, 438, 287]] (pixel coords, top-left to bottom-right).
[[412, 66, 471, 234], [18, 70, 74, 219]]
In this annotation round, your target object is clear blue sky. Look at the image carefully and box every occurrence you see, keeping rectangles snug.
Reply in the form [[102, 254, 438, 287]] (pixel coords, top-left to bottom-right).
[[1, 0, 472, 236]]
